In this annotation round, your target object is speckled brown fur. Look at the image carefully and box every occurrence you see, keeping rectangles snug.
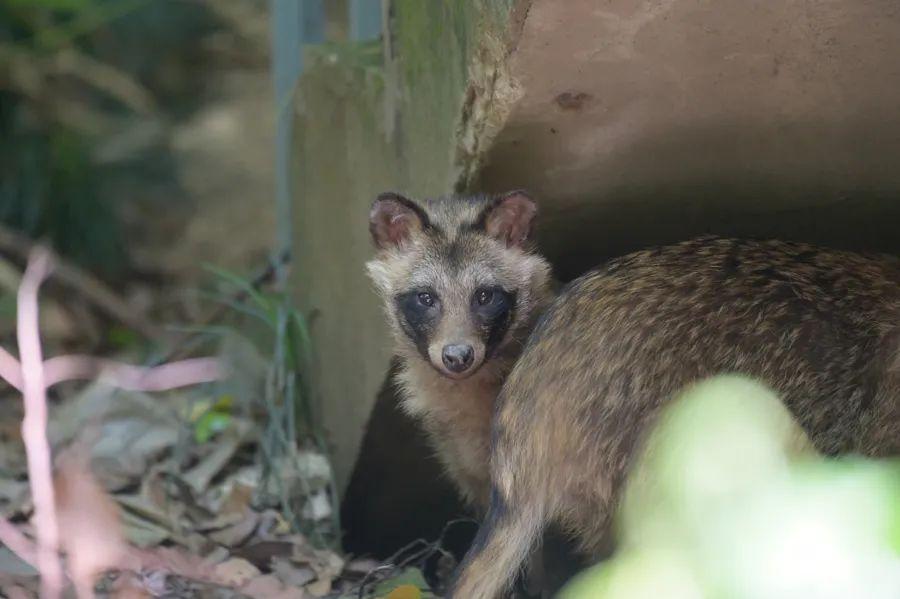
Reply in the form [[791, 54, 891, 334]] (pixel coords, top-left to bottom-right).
[[450, 236, 900, 599], [366, 192, 555, 508]]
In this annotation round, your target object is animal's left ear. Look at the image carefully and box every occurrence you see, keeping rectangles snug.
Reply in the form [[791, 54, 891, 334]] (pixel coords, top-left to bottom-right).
[[479, 190, 538, 248]]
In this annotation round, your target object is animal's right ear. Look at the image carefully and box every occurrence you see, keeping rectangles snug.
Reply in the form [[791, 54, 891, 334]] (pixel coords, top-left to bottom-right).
[[369, 192, 429, 250], [478, 190, 538, 248]]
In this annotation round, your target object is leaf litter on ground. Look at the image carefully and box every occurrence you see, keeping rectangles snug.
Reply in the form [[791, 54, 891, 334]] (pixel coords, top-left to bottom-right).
[[0, 330, 439, 598]]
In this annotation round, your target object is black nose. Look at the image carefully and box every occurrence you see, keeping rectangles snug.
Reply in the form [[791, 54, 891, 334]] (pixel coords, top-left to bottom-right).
[[442, 344, 475, 373]]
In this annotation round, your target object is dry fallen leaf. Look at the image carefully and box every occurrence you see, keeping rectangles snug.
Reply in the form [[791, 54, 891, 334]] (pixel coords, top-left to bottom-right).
[[240, 573, 283, 596], [202, 545, 231, 565], [256, 509, 292, 538], [208, 509, 260, 547], [232, 540, 295, 569], [244, 575, 308, 599], [183, 433, 247, 495], [106, 573, 152, 599], [49, 385, 180, 493], [125, 546, 219, 587], [0, 583, 35, 599], [110, 587, 151, 599], [213, 557, 260, 587], [304, 577, 331, 597], [290, 544, 344, 583], [210, 477, 255, 517], [271, 556, 315, 587]]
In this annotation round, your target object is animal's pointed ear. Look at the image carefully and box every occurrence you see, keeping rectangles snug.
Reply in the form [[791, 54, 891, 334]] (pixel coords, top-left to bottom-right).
[[479, 190, 538, 248], [369, 192, 430, 250]]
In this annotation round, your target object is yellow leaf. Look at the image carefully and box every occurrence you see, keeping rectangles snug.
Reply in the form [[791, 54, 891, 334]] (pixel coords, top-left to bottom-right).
[[384, 584, 422, 599], [188, 399, 213, 422], [213, 394, 235, 410]]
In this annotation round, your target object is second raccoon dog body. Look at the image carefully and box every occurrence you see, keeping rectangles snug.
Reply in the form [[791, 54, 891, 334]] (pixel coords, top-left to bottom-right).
[[449, 237, 900, 599], [366, 191, 554, 507]]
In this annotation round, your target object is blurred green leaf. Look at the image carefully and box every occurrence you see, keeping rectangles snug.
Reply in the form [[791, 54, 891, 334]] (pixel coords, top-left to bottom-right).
[[194, 290, 276, 331], [106, 325, 141, 350], [562, 375, 900, 599], [194, 410, 232, 444], [202, 263, 275, 316], [561, 548, 703, 599], [3, 0, 91, 11]]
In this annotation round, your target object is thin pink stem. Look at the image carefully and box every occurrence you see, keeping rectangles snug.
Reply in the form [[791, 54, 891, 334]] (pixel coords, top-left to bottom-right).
[[17, 249, 64, 599], [4, 585, 32, 599], [42, 356, 222, 390], [0, 247, 225, 597], [0, 349, 222, 394]]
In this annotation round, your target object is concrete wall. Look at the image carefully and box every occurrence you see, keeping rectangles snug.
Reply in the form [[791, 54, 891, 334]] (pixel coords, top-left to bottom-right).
[[292, 1, 518, 491], [474, 0, 900, 277]]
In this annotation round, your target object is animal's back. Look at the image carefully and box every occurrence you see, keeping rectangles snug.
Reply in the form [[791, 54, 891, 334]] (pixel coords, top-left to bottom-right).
[[450, 237, 900, 599], [495, 237, 899, 545]]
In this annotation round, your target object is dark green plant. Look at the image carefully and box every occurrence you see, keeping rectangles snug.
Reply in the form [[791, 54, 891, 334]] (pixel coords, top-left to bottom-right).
[[0, 0, 144, 278], [0, 118, 125, 277], [199, 263, 340, 548], [0, 0, 219, 278]]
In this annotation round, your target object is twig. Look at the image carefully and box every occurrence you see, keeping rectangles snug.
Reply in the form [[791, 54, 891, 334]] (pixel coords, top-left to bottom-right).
[[354, 518, 477, 598], [17, 249, 64, 599], [0, 224, 165, 342], [44, 356, 222, 391], [1, 348, 221, 394], [0, 246, 227, 597]]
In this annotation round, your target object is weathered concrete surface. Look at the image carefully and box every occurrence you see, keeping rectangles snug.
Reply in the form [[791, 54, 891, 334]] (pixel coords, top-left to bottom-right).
[[292, 1, 520, 492], [473, 0, 900, 277]]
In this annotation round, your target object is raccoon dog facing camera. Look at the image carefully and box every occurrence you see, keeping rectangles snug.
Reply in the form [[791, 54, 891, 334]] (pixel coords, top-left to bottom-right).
[[448, 237, 900, 599], [366, 191, 555, 508]]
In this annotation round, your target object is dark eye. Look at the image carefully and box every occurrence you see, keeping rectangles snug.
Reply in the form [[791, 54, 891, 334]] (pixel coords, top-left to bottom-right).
[[476, 288, 494, 306], [417, 291, 435, 307]]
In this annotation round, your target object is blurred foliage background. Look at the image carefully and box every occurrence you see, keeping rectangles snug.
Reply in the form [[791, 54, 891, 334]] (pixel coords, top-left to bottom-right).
[[4, 0, 190, 277], [0, 0, 271, 281]]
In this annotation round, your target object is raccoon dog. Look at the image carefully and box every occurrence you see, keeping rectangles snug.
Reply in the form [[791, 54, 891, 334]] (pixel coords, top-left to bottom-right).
[[448, 237, 900, 599], [366, 191, 555, 508]]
